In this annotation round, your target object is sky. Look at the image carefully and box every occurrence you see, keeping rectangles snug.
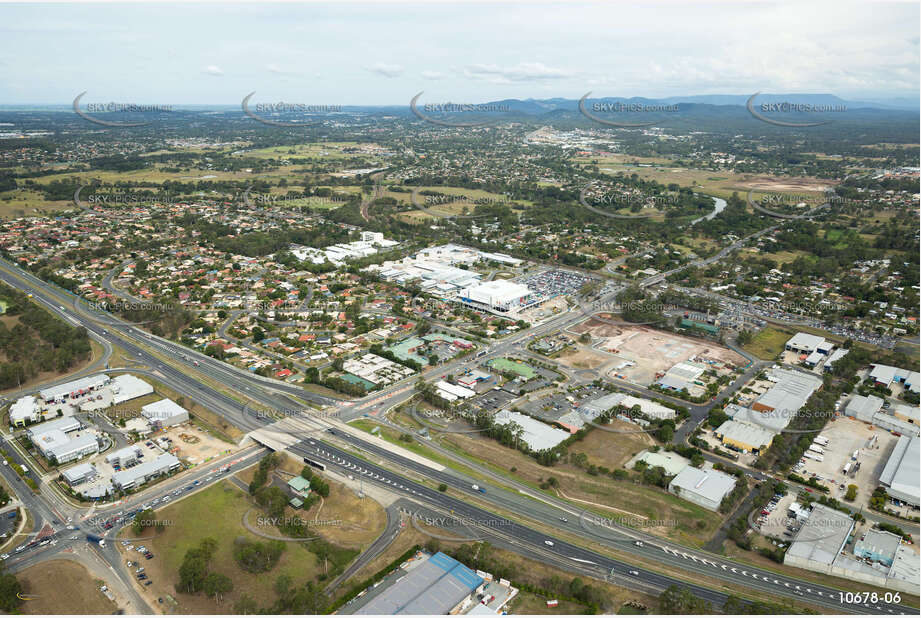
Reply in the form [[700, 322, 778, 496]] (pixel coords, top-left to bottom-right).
[[0, 1, 918, 105]]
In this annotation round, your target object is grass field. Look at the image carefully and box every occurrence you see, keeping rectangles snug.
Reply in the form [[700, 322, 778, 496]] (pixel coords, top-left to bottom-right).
[[17, 559, 117, 615], [120, 479, 323, 614], [487, 357, 537, 379], [742, 327, 790, 359]]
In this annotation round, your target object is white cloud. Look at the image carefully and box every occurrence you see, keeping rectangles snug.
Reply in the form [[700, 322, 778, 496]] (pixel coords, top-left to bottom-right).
[[367, 62, 404, 78], [462, 62, 573, 84], [203, 65, 224, 77], [420, 70, 444, 80]]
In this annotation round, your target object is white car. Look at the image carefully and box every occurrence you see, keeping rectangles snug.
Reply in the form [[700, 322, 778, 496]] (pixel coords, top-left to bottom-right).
[[544, 540, 554, 547], [0, 554, 8, 560]]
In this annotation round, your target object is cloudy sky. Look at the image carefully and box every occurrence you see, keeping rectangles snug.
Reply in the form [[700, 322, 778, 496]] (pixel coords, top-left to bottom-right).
[[1, 1, 918, 105]]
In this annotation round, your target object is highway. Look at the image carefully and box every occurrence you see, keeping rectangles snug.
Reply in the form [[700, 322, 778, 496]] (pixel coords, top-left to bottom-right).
[[0, 255, 916, 613]]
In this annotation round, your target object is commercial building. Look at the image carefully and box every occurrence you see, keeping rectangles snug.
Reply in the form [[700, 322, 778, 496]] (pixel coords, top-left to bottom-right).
[[822, 348, 849, 372], [436, 380, 476, 401], [109, 374, 154, 404], [854, 529, 902, 567], [106, 445, 142, 468], [111, 453, 181, 491], [879, 435, 920, 506], [458, 280, 534, 314], [45, 433, 100, 465], [352, 551, 486, 615], [784, 504, 855, 572], [667, 465, 737, 512], [785, 504, 918, 594], [751, 368, 822, 415], [578, 392, 676, 422], [141, 399, 189, 429], [62, 462, 98, 486], [844, 396, 920, 438], [714, 419, 776, 454], [492, 410, 570, 451], [9, 395, 40, 427], [785, 332, 829, 354], [27, 416, 82, 439], [723, 403, 789, 434], [38, 374, 110, 404], [632, 450, 690, 476], [869, 364, 921, 394]]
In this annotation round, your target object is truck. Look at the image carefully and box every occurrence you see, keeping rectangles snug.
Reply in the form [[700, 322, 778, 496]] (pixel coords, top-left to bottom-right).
[[803, 452, 824, 462], [842, 462, 852, 475], [814, 436, 830, 447], [808, 444, 824, 455], [86, 534, 103, 544]]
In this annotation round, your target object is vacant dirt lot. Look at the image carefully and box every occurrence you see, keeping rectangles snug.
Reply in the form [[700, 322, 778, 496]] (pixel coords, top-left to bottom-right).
[[556, 345, 609, 370], [570, 320, 745, 385], [17, 559, 117, 615]]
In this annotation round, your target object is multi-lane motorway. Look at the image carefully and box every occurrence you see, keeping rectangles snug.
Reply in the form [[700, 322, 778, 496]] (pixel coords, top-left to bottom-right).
[[0, 256, 916, 614]]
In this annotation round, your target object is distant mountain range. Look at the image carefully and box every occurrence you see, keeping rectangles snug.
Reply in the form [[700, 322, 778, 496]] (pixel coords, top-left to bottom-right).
[[0, 93, 916, 113]]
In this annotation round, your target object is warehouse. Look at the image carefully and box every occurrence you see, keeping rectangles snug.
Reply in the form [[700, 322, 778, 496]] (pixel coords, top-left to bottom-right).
[[46, 433, 99, 465], [844, 396, 920, 438], [458, 280, 534, 314], [106, 445, 142, 468], [784, 332, 828, 354], [723, 403, 789, 433], [822, 348, 849, 372], [854, 529, 902, 567], [352, 551, 485, 615], [492, 410, 569, 451], [869, 364, 920, 395], [714, 419, 775, 453], [112, 453, 181, 491], [879, 435, 920, 506], [784, 503, 855, 573], [38, 374, 110, 404], [27, 416, 82, 439], [667, 465, 737, 512], [109, 374, 154, 404], [577, 392, 676, 423], [436, 380, 476, 400], [751, 368, 822, 414], [656, 361, 707, 391], [141, 399, 189, 429], [9, 395, 40, 427], [62, 462, 98, 486]]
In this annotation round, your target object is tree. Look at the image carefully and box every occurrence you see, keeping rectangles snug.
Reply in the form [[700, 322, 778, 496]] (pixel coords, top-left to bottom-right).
[[203, 572, 233, 600], [133, 508, 157, 535], [0, 563, 22, 613], [845, 484, 858, 501], [658, 585, 713, 614], [438, 483, 448, 492]]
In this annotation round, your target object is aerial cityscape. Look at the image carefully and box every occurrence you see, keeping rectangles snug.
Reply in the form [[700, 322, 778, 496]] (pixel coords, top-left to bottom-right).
[[0, 1, 918, 616]]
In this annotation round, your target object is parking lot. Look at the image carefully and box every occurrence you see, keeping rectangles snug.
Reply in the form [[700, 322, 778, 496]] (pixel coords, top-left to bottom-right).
[[789, 416, 900, 506], [520, 268, 594, 301], [471, 387, 518, 413]]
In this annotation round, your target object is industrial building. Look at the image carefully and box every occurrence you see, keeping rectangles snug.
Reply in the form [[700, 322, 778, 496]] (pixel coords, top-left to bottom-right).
[[575, 392, 676, 423], [869, 364, 920, 395], [291, 235, 398, 266], [111, 453, 181, 491], [714, 419, 776, 453], [436, 380, 476, 401], [751, 368, 822, 415], [109, 374, 154, 404], [784, 332, 830, 354], [62, 462, 98, 486], [879, 435, 920, 506], [844, 395, 920, 437], [656, 361, 706, 391], [352, 551, 486, 615], [667, 465, 737, 512], [822, 347, 849, 372], [458, 280, 534, 315], [492, 410, 569, 451], [9, 395, 40, 427], [106, 445, 142, 468], [43, 433, 99, 465], [632, 450, 690, 476], [27, 416, 82, 439], [784, 503, 854, 572], [38, 374, 110, 404], [140, 399, 190, 429], [785, 504, 918, 594]]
